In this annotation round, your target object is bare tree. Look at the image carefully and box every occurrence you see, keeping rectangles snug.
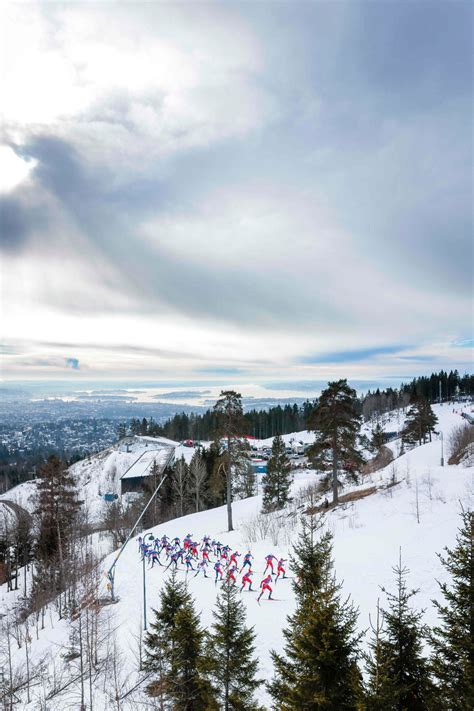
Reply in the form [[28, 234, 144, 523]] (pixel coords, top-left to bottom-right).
[[171, 457, 188, 518], [188, 453, 206, 513]]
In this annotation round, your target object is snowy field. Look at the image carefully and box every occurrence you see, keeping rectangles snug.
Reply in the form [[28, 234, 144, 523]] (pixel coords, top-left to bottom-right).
[[1, 404, 473, 708]]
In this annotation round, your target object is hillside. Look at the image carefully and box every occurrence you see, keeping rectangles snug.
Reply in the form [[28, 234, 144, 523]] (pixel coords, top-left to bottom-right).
[[0, 404, 473, 708], [0, 435, 182, 525]]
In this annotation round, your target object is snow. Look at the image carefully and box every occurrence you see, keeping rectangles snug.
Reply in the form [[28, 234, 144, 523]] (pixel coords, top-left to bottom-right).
[[1, 403, 473, 708], [0, 479, 38, 514], [120, 447, 174, 480]]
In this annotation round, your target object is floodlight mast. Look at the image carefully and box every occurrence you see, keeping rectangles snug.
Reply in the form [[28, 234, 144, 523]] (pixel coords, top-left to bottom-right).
[[107, 450, 173, 600]]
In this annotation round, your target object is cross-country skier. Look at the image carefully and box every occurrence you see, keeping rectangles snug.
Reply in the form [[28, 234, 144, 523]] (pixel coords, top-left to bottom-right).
[[149, 550, 160, 568], [185, 553, 195, 572], [240, 570, 254, 592], [264, 553, 277, 575], [240, 551, 253, 573], [226, 565, 238, 586], [214, 560, 224, 583], [194, 560, 209, 578], [229, 550, 240, 568], [257, 574, 273, 602], [165, 551, 180, 571], [275, 558, 287, 581]]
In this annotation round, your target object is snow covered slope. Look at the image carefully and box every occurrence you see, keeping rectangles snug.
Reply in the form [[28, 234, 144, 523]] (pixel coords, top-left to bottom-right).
[[0, 435, 181, 525], [1, 404, 472, 708]]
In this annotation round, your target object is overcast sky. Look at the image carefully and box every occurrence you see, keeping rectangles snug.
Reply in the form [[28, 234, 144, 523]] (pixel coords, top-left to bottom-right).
[[0, 1, 472, 389]]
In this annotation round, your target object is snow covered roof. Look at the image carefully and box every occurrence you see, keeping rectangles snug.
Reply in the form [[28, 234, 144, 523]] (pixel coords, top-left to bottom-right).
[[120, 446, 175, 480]]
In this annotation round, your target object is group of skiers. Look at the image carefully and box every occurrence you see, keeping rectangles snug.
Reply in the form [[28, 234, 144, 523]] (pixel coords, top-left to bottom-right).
[[137, 532, 289, 602]]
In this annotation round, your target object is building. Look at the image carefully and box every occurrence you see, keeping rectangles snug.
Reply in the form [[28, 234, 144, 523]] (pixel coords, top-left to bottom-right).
[[120, 437, 176, 494]]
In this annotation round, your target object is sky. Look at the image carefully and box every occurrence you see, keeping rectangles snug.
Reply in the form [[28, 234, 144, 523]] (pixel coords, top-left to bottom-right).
[[0, 1, 472, 393]]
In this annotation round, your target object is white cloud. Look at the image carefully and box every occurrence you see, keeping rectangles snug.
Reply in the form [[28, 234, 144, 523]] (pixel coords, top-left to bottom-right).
[[0, 146, 36, 192], [2, 2, 276, 173], [1, 1, 470, 383]]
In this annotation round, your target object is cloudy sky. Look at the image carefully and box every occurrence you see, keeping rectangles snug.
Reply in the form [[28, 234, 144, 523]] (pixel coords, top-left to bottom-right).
[[0, 1, 472, 390]]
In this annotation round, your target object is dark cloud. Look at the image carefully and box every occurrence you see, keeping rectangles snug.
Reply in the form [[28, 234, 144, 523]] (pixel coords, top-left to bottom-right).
[[2, 135, 333, 328], [2, 1, 471, 347], [0, 194, 47, 253]]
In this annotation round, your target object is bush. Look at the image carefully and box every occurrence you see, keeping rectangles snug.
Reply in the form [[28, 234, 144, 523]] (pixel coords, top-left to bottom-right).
[[448, 423, 474, 465]]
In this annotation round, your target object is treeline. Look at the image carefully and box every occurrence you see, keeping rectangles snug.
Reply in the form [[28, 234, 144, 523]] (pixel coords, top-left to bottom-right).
[[362, 369, 474, 421], [0, 447, 89, 495], [123, 370, 473, 442], [142, 509, 473, 710], [125, 400, 316, 442]]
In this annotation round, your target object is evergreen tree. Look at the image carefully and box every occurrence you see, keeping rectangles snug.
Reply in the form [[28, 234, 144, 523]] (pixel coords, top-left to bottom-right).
[[262, 434, 293, 512], [130, 418, 140, 435], [117, 422, 127, 440], [144, 571, 211, 708], [205, 439, 227, 506], [402, 398, 438, 447], [430, 510, 474, 710], [35, 454, 81, 564], [364, 600, 398, 710], [307, 379, 364, 504], [371, 553, 434, 710], [207, 582, 262, 710], [213, 391, 247, 531], [232, 439, 255, 500], [144, 570, 191, 674], [169, 598, 213, 710], [370, 421, 386, 452], [268, 516, 363, 709]]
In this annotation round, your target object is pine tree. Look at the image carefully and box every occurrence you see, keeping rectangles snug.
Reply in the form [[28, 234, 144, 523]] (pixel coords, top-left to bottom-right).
[[370, 421, 386, 452], [364, 600, 397, 710], [430, 509, 474, 710], [169, 598, 213, 710], [207, 582, 262, 710], [268, 515, 363, 709], [143, 570, 191, 676], [213, 391, 247, 531], [232, 438, 256, 500], [206, 438, 227, 506], [402, 398, 438, 447], [35, 454, 81, 564], [307, 379, 364, 504], [144, 571, 211, 708], [372, 553, 434, 710], [117, 422, 127, 440], [262, 434, 293, 512]]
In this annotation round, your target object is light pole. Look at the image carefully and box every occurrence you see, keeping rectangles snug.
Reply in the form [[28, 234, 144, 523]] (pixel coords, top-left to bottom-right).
[[107, 451, 173, 601]]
